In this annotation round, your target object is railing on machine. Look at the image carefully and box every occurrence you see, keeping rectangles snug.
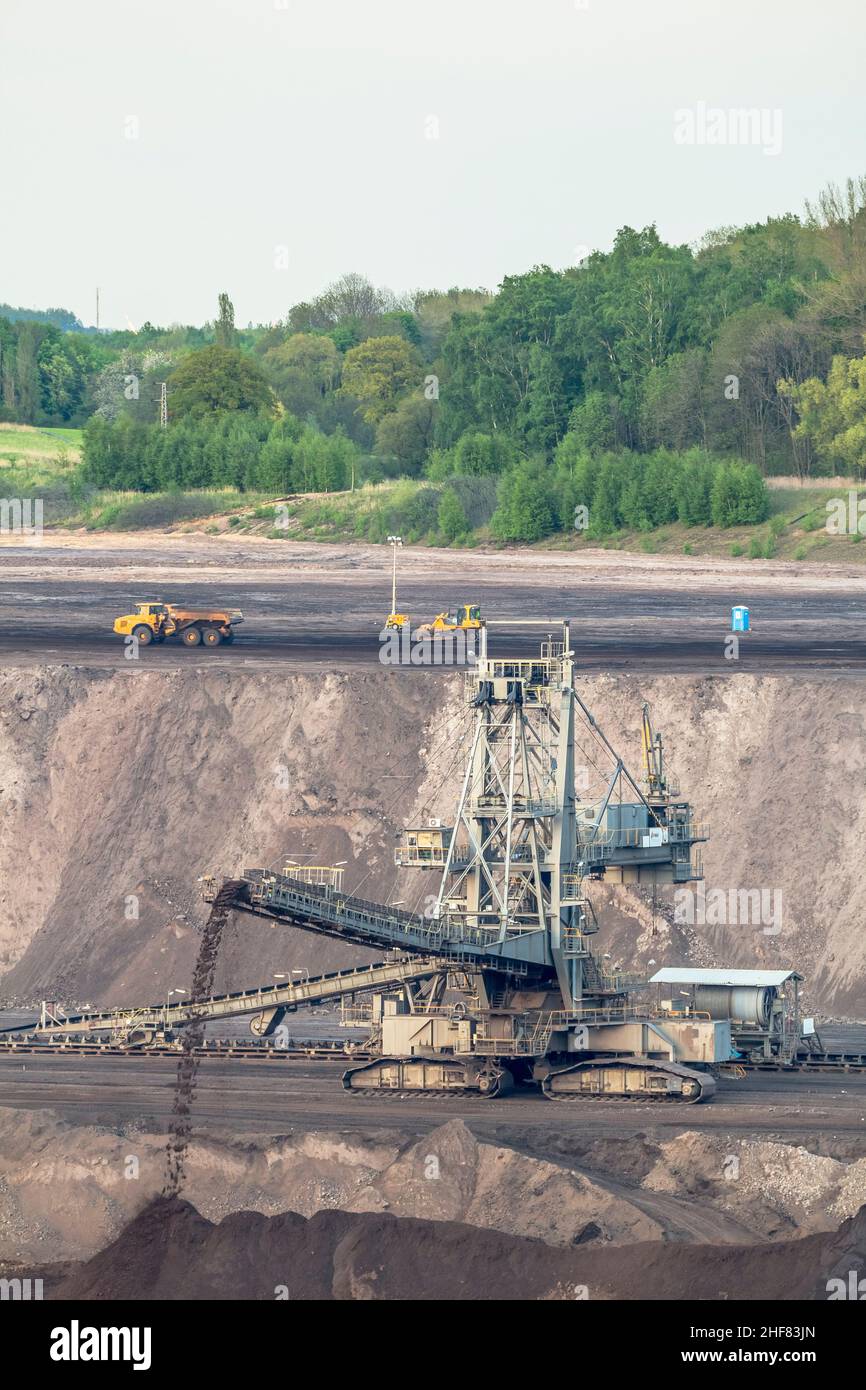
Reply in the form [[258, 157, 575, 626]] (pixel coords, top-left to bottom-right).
[[576, 818, 707, 857], [240, 870, 539, 972]]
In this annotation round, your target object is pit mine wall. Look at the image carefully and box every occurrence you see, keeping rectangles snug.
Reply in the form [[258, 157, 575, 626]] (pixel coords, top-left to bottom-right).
[[0, 667, 863, 1014]]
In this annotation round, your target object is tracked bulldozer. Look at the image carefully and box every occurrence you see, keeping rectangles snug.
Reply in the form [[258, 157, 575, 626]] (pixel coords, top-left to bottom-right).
[[415, 603, 482, 634]]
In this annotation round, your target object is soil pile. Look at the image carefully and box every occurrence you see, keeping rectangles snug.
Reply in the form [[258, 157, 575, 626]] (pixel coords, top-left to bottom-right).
[[643, 1130, 866, 1239], [0, 1112, 745, 1264], [53, 1196, 866, 1301]]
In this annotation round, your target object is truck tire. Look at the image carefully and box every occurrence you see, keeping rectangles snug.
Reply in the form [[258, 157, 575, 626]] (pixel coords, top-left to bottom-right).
[[202, 627, 222, 647], [182, 626, 202, 647], [132, 624, 153, 645]]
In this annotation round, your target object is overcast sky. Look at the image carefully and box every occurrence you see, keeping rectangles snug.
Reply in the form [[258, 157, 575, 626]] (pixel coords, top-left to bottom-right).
[[2, 0, 864, 329]]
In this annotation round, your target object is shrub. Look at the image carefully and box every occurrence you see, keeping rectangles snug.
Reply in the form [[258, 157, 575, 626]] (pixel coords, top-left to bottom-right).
[[447, 475, 498, 528], [490, 461, 557, 543], [711, 462, 769, 527], [438, 487, 469, 541]]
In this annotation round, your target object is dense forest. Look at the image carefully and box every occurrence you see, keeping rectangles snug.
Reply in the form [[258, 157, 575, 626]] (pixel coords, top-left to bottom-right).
[[3, 177, 866, 541]]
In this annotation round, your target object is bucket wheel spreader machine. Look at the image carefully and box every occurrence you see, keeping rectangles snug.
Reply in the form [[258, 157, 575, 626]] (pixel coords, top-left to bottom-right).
[[10, 623, 809, 1103]]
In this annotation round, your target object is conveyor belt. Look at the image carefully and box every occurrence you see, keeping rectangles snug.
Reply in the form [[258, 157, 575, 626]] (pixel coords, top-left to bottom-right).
[[0, 955, 444, 1039], [236, 872, 551, 974]]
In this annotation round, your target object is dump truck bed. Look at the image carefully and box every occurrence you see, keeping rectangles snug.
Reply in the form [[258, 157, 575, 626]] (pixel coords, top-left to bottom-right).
[[166, 608, 243, 624]]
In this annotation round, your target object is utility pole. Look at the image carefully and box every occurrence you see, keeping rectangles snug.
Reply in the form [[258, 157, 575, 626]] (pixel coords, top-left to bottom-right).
[[387, 534, 402, 618], [160, 381, 168, 428], [95, 287, 100, 332]]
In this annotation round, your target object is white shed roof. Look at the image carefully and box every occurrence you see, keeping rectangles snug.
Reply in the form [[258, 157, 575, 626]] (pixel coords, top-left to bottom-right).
[[649, 968, 800, 987]]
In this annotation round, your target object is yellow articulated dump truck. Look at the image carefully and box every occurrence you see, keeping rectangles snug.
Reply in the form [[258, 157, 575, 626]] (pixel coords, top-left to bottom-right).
[[113, 602, 243, 648]]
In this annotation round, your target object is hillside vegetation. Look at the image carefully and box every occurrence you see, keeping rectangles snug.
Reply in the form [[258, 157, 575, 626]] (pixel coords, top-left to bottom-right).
[[3, 177, 866, 553]]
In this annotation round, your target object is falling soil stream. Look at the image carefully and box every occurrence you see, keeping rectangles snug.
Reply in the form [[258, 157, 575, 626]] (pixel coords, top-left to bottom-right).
[[162, 879, 244, 1195]]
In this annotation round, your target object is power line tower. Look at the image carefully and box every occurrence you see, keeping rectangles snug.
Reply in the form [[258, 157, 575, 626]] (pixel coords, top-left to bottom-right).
[[159, 382, 168, 428]]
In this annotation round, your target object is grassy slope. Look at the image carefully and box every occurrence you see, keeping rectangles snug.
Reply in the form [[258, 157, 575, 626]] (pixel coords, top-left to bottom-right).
[[558, 484, 864, 564], [0, 424, 83, 516], [3, 438, 864, 562], [192, 478, 866, 565], [0, 423, 82, 463]]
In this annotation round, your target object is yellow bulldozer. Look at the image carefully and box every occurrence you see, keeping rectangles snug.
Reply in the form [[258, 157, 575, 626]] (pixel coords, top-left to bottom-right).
[[415, 604, 482, 634], [113, 602, 243, 649]]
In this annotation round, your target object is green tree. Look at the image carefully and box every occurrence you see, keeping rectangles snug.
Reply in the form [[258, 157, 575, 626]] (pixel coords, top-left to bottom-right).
[[675, 450, 715, 525], [255, 415, 303, 492], [552, 439, 599, 530], [292, 425, 355, 492], [565, 390, 620, 453], [589, 454, 629, 534], [780, 352, 866, 477], [262, 332, 341, 423], [215, 293, 236, 348], [640, 351, 707, 450], [413, 287, 491, 354], [491, 460, 556, 542], [375, 397, 436, 474], [341, 335, 421, 423], [710, 461, 769, 526], [454, 430, 517, 476], [264, 332, 339, 391], [15, 322, 41, 421], [438, 486, 469, 540], [167, 346, 274, 420]]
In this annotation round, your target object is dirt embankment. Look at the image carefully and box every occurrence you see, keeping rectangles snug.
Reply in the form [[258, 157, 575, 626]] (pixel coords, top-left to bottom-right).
[[43, 1195, 866, 1301], [0, 666, 443, 1002], [4, 1110, 866, 1268], [0, 1111, 697, 1265], [1, 668, 866, 1013]]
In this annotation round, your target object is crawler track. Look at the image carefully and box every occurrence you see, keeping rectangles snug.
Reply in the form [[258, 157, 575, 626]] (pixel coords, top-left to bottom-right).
[[543, 1058, 716, 1103]]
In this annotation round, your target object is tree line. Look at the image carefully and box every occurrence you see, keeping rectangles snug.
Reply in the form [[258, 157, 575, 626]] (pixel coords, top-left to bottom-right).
[[83, 411, 357, 495], [5, 176, 866, 543]]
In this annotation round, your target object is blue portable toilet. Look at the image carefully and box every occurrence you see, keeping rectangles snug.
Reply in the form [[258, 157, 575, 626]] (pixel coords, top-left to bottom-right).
[[731, 605, 750, 633]]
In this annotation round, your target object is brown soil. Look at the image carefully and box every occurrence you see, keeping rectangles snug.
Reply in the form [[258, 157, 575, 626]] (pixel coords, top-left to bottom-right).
[[5, 1111, 864, 1267], [5, 527, 866, 585], [48, 1194, 866, 1301]]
